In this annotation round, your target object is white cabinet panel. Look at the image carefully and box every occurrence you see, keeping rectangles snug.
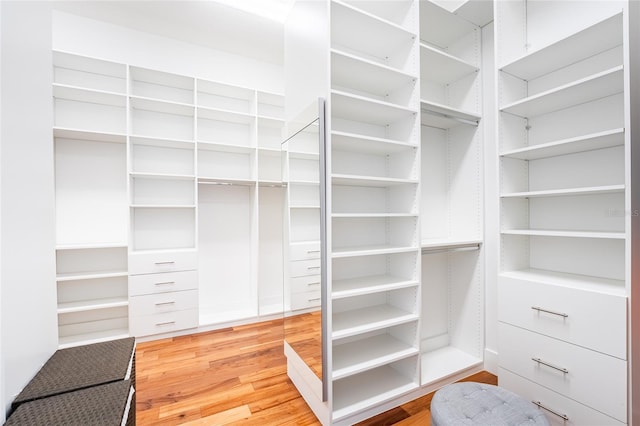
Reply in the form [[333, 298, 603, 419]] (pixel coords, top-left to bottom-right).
[[129, 290, 198, 316], [129, 270, 198, 296], [291, 259, 322, 278], [129, 250, 197, 275], [290, 241, 321, 261], [129, 308, 198, 337]]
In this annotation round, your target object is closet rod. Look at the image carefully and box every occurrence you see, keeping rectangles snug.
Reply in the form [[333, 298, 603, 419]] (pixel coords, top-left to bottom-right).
[[421, 243, 480, 255], [420, 108, 479, 127]]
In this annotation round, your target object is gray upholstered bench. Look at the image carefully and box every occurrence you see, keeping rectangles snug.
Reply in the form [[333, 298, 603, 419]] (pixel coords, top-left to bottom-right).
[[431, 382, 550, 426]]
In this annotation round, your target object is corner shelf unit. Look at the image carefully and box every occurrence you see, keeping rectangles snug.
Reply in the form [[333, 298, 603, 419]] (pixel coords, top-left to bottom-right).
[[496, 2, 630, 424], [53, 49, 285, 346]]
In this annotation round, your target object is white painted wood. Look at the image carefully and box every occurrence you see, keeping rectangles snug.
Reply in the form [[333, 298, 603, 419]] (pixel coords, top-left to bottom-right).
[[501, 184, 625, 199], [499, 369, 625, 426], [333, 275, 419, 299], [332, 90, 417, 124], [129, 270, 197, 296], [290, 241, 321, 261], [501, 229, 625, 239], [130, 66, 194, 104], [333, 305, 418, 340], [420, 99, 480, 128], [129, 289, 198, 316], [421, 346, 482, 385], [498, 275, 627, 359], [420, 43, 477, 85], [129, 308, 198, 337], [419, 0, 476, 50], [129, 249, 197, 275], [453, 0, 493, 27], [291, 291, 322, 310], [54, 50, 126, 93], [291, 275, 322, 294], [499, 322, 627, 422]]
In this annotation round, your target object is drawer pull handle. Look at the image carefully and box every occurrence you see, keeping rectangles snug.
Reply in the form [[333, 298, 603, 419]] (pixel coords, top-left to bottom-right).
[[155, 281, 175, 286], [156, 321, 175, 326], [155, 301, 176, 306], [155, 261, 175, 265], [532, 401, 569, 421], [531, 306, 568, 318], [307, 282, 321, 287], [531, 357, 568, 374], [307, 266, 320, 270], [308, 297, 321, 302], [307, 250, 321, 254]]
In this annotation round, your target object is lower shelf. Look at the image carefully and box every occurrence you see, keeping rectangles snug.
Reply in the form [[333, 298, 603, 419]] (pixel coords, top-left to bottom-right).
[[333, 363, 419, 422], [421, 346, 482, 386], [58, 328, 130, 349]]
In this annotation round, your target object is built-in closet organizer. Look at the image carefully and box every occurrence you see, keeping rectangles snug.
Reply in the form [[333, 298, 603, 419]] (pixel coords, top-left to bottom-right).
[[283, 0, 490, 424], [52, 50, 285, 347], [496, 2, 629, 424]]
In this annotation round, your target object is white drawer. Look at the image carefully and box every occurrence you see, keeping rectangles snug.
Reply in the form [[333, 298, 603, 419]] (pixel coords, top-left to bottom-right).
[[129, 308, 198, 337], [498, 275, 626, 359], [129, 270, 198, 295], [291, 259, 321, 277], [499, 368, 625, 426], [130, 289, 198, 316], [291, 275, 321, 294], [291, 290, 321, 310], [129, 250, 197, 275], [499, 322, 626, 422], [290, 241, 321, 261]]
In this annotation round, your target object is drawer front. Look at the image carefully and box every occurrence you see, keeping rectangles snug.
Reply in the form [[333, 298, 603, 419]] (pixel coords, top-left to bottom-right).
[[291, 290, 321, 310], [129, 270, 198, 295], [499, 368, 625, 426], [129, 290, 198, 316], [129, 308, 198, 337], [499, 322, 626, 422], [290, 259, 321, 277], [498, 275, 626, 358], [129, 250, 197, 275], [290, 241, 321, 261], [291, 275, 321, 294]]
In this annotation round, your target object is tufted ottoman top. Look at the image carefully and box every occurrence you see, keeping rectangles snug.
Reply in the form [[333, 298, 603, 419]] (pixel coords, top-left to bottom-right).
[[431, 382, 550, 426]]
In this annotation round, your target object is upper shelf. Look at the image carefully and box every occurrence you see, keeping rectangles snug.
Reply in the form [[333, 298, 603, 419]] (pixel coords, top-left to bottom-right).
[[419, 0, 477, 49], [332, 91, 417, 125], [53, 84, 126, 107], [452, 0, 493, 28], [500, 12, 623, 81], [500, 66, 623, 118], [420, 43, 478, 85], [500, 128, 625, 160], [332, 131, 416, 155], [421, 99, 480, 128]]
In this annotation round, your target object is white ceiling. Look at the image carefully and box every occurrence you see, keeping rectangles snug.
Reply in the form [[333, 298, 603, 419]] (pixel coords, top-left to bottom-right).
[[52, 1, 285, 65]]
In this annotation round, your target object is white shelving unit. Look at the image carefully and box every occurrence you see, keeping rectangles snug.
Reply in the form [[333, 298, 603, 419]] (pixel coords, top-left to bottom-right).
[[53, 50, 286, 344], [418, 0, 484, 388], [496, 2, 629, 424]]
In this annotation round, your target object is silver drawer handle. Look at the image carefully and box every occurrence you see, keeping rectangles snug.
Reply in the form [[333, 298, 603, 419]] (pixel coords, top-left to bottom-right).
[[532, 401, 569, 421], [531, 306, 568, 318], [155, 281, 175, 286], [307, 250, 321, 254], [156, 321, 175, 326], [532, 357, 568, 374], [155, 301, 176, 306], [307, 266, 320, 270], [307, 282, 321, 287], [155, 261, 175, 265], [308, 297, 321, 302]]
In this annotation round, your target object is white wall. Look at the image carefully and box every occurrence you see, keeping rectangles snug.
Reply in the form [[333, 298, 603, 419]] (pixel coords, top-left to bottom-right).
[[1, 1, 58, 416], [53, 10, 284, 94]]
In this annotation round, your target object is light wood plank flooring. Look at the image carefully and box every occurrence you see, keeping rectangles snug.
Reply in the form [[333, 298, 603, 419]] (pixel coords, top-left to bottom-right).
[[136, 317, 496, 425]]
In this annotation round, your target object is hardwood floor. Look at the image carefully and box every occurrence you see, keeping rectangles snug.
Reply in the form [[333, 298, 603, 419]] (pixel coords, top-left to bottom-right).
[[136, 317, 496, 425]]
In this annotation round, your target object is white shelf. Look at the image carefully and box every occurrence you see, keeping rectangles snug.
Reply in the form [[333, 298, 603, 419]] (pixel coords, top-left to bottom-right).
[[333, 334, 419, 380], [290, 205, 320, 210], [331, 90, 417, 125], [333, 304, 418, 340], [421, 346, 482, 385], [130, 96, 194, 116], [198, 141, 255, 154], [501, 229, 625, 239], [332, 173, 418, 187], [501, 184, 625, 199], [420, 43, 478, 84], [333, 275, 419, 299], [500, 66, 624, 118], [332, 213, 418, 219], [131, 204, 196, 209], [421, 239, 482, 250], [53, 84, 126, 107], [419, 0, 476, 49], [500, 128, 625, 160], [198, 177, 256, 186], [56, 270, 128, 282], [130, 172, 195, 181], [58, 329, 130, 350], [198, 106, 255, 124], [58, 297, 129, 314], [332, 364, 419, 421], [500, 13, 623, 81], [331, 131, 416, 155], [331, 0, 417, 68], [452, 0, 493, 28], [288, 151, 319, 160], [421, 99, 480, 128], [331, 49, 417, 98], [499, 269, 626, 297], [130, 135, 195, 149], [333, 244, 418, 258], [56, 243, 128, 250], [53, 127, 126, 144]]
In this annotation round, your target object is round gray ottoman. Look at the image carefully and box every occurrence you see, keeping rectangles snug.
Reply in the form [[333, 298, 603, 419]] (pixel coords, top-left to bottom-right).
[[431, 382, 550, 426]]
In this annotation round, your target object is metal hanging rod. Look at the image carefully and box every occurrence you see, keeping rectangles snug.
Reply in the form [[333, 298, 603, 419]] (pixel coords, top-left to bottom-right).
[[420, 107, 480, 127], [421, 242, 481, 255]]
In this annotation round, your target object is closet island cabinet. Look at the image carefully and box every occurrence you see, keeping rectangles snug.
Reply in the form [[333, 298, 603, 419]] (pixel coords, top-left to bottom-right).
[[52, 50, 286, 347]]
